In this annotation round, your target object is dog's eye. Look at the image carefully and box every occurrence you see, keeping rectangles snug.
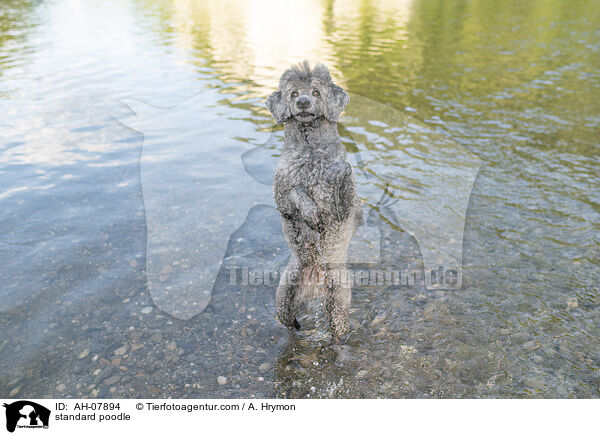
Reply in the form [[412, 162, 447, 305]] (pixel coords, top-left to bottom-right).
[[291, 91, 299, 98], [312, 89, 320, 97]]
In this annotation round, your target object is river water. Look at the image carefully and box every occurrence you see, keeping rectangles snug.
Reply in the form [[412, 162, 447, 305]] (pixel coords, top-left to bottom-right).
[[1, 0, 599, 398]]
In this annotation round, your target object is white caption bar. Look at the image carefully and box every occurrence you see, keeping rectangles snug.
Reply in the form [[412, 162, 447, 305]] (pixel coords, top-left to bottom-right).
[[0, 399, 595, 435]]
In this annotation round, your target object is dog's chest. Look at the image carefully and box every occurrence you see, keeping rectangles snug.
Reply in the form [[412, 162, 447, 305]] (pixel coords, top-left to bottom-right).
[[290, 152, 338, 203]]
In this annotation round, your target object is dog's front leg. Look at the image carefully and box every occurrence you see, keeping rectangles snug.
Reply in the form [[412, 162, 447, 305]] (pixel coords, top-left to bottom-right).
[[289, 186, 319, 230], [337, 176, 356, 222], [325, 162, 355, 222]]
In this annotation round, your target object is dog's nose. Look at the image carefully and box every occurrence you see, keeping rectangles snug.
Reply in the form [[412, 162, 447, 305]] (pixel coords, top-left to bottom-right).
[[296, 96, 310, 110]]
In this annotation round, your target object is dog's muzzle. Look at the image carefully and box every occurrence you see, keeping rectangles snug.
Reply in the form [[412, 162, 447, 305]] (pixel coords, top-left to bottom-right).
[[296, 95, 311, 110]]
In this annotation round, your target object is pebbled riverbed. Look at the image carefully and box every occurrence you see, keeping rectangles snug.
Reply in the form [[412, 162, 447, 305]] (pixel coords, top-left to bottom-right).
[[0, 0, 598, 398]]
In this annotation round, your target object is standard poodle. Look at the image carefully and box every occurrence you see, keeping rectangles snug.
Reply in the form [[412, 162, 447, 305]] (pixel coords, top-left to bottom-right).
[[266, 61, 361, 341]]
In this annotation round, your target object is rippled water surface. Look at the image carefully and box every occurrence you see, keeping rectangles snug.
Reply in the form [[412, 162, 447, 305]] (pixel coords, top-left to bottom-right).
[[1, 0, 599, 398]]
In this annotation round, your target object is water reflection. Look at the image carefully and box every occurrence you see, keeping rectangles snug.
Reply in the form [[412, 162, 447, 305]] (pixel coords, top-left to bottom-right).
[[0, 0, 598, 398]]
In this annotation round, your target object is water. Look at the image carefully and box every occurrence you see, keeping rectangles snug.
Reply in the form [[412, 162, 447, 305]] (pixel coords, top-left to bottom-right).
[[1, 0, 599, 398]]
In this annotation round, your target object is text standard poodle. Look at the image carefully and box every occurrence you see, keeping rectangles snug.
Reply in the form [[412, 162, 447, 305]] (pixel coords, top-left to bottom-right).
[[266, 61, 361, 341]]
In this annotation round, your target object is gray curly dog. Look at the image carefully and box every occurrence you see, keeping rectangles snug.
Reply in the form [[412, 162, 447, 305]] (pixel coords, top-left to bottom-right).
[[266, 61, 362, 341]]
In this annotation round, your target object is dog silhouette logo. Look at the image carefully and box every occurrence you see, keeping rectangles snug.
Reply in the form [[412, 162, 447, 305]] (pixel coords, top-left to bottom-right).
[[3, 401, 50, 433], [116, 90, 480, 319]]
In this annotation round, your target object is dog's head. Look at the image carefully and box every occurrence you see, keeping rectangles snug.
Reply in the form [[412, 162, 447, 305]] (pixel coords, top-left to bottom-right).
[[266, 61, 349, 124]]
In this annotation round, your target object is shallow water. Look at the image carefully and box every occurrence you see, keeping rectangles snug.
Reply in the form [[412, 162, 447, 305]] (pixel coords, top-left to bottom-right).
[[1, 0, 599, 398]]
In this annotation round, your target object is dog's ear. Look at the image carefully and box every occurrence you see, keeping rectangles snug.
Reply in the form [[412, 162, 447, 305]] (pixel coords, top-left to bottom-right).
[[326, 83, 350, 122], [266, 90, 290, 124]]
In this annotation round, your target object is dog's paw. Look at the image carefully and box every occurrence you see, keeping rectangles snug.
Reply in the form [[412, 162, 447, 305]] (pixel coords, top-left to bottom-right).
[[299, 201, 320, 229], [277, 309, 300, 331], [324, 161, 352, 185]]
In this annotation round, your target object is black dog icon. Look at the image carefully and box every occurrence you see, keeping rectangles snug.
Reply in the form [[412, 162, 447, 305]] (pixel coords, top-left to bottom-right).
[[3, 401, 50, 432]]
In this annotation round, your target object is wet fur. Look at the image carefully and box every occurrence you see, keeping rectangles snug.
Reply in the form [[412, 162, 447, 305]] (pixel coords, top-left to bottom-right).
[[266, 61, 361, 341]]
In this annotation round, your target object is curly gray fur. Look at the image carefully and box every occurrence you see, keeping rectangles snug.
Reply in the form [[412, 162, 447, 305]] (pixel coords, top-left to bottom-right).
[[266, 61, 361, 341]]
